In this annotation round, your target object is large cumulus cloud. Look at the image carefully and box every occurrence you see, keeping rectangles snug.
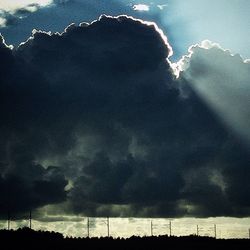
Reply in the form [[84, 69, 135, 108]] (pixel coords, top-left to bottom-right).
[[0, 15, 250, 219]]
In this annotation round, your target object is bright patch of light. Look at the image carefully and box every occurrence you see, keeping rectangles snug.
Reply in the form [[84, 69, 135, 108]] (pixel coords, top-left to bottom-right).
[[133, 4, 150, 12], [2, 216, 250, 239]]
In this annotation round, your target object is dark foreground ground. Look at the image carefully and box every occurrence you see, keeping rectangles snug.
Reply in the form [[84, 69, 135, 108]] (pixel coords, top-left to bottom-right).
[[1, 228, 250, 250]]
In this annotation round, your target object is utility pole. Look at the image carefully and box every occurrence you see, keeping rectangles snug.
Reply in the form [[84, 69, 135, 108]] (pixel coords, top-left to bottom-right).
[[214, 224, 217, 239], [107, 217, 110, 237], [150, 220, 153, 236], [248, 228, 250, 239], [87, 217, 90, 237], [7, 210, 10, 230], [197, 225, 199, 236], [169, 221, 172, 237], [29, 210, 32, 229]]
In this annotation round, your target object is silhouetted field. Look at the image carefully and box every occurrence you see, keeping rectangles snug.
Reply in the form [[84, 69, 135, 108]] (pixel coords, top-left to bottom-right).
[[1, 228, 250, 250]]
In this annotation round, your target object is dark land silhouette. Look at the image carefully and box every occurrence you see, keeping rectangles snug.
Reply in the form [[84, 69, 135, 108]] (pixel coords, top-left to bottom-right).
[[0, 228, 250, 250]]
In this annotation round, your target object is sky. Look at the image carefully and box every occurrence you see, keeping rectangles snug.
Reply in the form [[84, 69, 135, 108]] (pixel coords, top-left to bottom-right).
[[0, 0, 250, 60], [0, 0, 250, 237]]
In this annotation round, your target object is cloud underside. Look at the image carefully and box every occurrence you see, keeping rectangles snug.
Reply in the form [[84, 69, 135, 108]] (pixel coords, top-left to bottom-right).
[[0, 15, 250, 219]]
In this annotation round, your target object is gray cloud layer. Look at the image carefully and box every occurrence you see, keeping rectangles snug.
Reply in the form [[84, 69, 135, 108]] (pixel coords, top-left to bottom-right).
[[0, 16, 250, 219]]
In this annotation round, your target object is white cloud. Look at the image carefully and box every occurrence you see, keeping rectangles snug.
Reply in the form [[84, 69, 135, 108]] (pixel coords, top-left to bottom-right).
[[0, 0, 53, 27], [133, 4, 150, 12], [0, 0, 52, 12]]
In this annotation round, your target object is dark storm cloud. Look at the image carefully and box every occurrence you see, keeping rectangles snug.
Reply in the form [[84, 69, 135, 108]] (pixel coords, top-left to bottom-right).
[[0, 165, 67, 219], [0, 15, 250, 218], [0, 34, 68, 218]]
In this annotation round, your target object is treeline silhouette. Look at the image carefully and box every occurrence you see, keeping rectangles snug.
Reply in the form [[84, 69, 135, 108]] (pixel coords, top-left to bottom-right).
[[0, 228, 250, 250]]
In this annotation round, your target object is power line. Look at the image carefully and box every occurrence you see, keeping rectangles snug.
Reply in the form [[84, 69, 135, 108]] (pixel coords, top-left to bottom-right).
[[29, 210, 32, 229], [87, 217, 90, 238]]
